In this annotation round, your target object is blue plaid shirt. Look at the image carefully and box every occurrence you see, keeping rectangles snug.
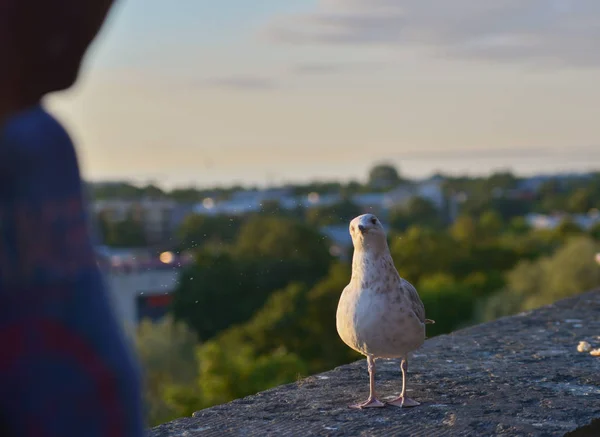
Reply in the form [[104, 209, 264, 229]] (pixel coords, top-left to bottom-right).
[[0, 105, 145, 436]]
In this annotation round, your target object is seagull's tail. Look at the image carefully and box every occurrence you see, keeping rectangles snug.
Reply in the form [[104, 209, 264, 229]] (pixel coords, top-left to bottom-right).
[[425, 319, 435, 324]]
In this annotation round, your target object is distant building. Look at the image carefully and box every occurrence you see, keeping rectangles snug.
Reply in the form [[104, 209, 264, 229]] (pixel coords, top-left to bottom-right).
[[383, 178, 445, 210], [170, 203, 197, 232], [525, 211, 600, 230], [193, 188, 299, 216], [93, 198, 178, 244], [193, 188, 345, 216], [353, 193, 387, 215], [96, 247, 192, 326], [518, 173, 595, 193], [320, 225, 353, 260]]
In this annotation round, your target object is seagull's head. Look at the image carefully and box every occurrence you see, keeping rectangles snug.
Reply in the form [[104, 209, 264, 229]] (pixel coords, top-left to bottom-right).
[[349, 214, 387, 251]]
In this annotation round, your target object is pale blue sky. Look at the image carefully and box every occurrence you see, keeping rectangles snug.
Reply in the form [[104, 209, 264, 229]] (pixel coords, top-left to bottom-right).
[[48, 0, 600, 188], [89, 0, 319, 71]]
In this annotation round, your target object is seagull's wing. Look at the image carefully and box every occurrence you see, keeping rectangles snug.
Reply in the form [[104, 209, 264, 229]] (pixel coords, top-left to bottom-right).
[[385, 255, 434, 324], [401, 278, 427, 324]]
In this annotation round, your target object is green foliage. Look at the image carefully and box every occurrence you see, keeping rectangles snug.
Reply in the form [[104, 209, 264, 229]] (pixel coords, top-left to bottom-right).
[[302, 264, 361, 369], [553, 218, 583, 239], [418, 274, 478, 336], [450, 215, 478, 243], [169, 188, 204, 203], [134, 317, 202, 426], [172, 216, 333, 341], [566, 188, 595, 213], [479, 236, 600, 321], [102, 215, 147, 248], [490, 197, 532, 221], [590, 222, 600, 240], [171, 252, 303, 342], [389, 226, 459, 284], [389, 197, 442, 232], [195, 284, 309, 406], [116, 171, 600, 423], [193, 264, 359, 408], [197, 334, 307, 407], [507, 216, 531, 235], [305, 200, 362, 227], [91, 182, 150, 200], [478, 210, 504, 240], [460, 244, 520, 278], [290, 181, 344, 196], [176, 214, 241, 251], [485, 171, 519, 191], [368, 164, 403, 189], [234, 216, 332, 266]]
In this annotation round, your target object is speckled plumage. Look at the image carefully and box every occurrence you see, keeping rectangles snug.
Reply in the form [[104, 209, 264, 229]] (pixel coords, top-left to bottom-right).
[[336, 214, 432, 408]]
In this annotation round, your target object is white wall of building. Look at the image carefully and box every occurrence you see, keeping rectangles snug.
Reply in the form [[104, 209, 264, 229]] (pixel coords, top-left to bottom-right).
[[104, 269, 180, 327]]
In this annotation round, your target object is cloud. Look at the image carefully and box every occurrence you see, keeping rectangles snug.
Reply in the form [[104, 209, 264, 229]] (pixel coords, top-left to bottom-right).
[[395, 145, 600, 161], [289, 60, 397, 77], [290, 63, 346, 76], [265, 0, 600, 68], [204, 75, 278, 90]]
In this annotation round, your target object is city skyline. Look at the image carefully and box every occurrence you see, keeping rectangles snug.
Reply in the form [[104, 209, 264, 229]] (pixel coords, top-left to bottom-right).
[[47, 0, 600, 189]]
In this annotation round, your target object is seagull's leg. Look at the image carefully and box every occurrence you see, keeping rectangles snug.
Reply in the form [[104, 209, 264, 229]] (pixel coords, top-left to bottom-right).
[[387, 358, 420, 408], [349, 355, 385, 409]]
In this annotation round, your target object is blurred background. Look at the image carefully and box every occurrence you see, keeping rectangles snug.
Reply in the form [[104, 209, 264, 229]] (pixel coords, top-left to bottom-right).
[[49, 0, 600, 426]]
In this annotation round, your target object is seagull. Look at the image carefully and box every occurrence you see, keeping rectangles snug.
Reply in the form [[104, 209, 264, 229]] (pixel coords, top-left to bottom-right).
[[336, 214, 434, 409]]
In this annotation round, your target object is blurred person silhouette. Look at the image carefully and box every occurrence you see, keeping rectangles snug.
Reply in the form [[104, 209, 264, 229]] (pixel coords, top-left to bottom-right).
[[0, 1, 145, 436]]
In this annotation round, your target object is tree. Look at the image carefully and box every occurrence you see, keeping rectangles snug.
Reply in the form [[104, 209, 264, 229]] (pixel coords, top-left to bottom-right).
[[259, 200, 286, 216], [197, 336, 307, 408], [485, 171, 518, 191], [142, 184, 166, 198], [389, 226, 458, 284], [90, 182, 143, 199], [479, 236, 600, 321], [134, 317, 202, 426], [368, 164, 402, 189], [450, 215, 478, 243], [169, 187, 204, 203], [299, 263, 359, 370], [305, 200, 362, 227], [96, 211, 112, 244], [172, 217, 333, 341], [176, 214, 241, 251], [195, 282, 312, 406], [478, 210, 504, 240], [536, 179, 566, 212], [590, 222, 600, 240], [234, 216, 332, 270], [170, 252, 262, 341], [389, 196, 442, 232], [104, 215, 147, 247], [193, 263, 358, 409], [417, 274, 478, 336], [566, 188, 594, 213], [553, 219, 583, 240], [489, 197, 531, 221], [507, 216, 530, 235]]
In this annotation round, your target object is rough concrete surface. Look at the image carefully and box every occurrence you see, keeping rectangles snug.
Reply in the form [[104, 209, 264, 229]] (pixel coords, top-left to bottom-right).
[[151, 290, 600, 437]]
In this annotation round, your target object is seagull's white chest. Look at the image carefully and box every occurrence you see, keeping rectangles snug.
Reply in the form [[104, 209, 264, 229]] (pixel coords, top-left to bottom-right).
[[336, 259, 425, 359]]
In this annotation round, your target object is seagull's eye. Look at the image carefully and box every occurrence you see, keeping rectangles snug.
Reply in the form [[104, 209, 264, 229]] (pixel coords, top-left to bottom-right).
[[370, 217, 377, 225]]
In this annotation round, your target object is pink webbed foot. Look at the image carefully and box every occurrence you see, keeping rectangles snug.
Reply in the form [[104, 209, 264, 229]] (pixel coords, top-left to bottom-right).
[[349, 397, 386, 409], [386, 396, 420, 408]]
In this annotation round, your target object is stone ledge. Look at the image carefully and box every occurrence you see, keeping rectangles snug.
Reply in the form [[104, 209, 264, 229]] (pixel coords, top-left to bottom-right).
[[151, 290, 600, 437]]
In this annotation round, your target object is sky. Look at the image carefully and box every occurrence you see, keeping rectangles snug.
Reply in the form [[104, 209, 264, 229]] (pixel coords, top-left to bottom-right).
[[47, 0, 600, 189]]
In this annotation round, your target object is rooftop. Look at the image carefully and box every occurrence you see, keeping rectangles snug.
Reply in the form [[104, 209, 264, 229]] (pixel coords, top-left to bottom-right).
[[151, 289, 600, 436]]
